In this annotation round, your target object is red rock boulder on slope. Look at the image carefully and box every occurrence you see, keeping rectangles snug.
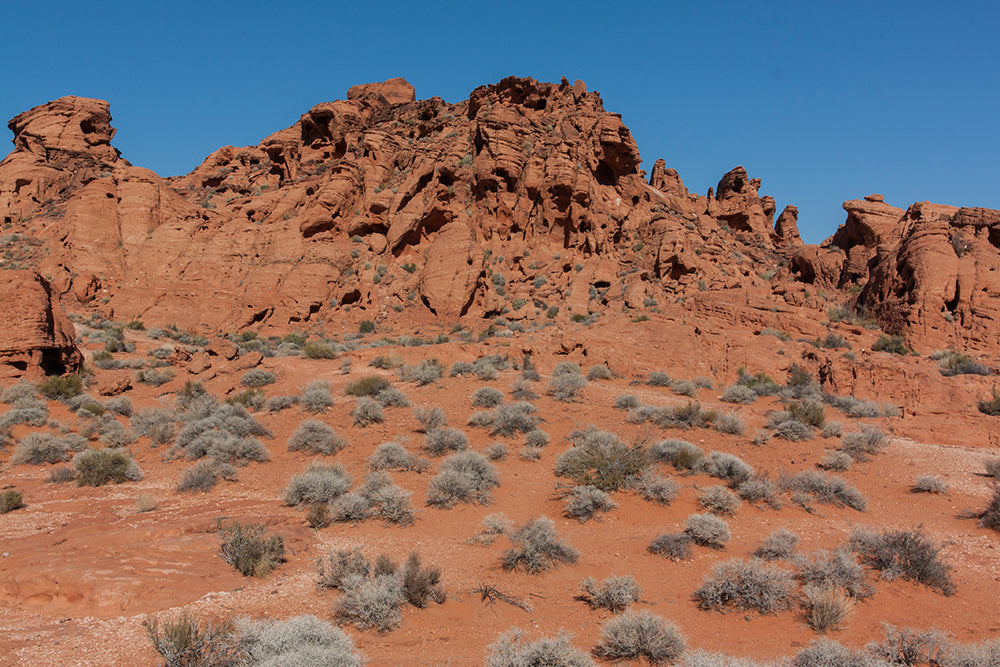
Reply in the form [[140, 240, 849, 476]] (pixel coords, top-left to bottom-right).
[[0, 270, 81, 379]]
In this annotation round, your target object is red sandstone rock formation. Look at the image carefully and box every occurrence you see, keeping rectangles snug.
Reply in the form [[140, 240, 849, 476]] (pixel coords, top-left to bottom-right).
[[0, 270, 81, 379]]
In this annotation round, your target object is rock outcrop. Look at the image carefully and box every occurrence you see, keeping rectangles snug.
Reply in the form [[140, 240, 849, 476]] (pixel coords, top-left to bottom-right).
[[0, 271, 81, 379]]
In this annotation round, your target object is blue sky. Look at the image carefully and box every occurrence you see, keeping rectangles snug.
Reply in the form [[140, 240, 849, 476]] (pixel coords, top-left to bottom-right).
[[3, 1, 998, 243]]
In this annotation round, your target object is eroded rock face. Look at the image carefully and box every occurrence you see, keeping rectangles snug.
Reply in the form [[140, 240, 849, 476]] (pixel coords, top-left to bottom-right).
[[706, 166, 773, 237], [0, 271, 81, 379], [859, 202, 1000, 352]]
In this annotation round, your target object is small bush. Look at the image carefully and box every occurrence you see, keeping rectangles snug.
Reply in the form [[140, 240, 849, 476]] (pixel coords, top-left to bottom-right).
[[450, 361, 474, 376], [0, 489, 25, 514], [564, 485, 616, 522], [524, 429, 549, 448], [131, 408, 177, 446], [486, 442, 508, 460], [737, 477, 780, 508], [614, 394, 640, 410], [73, 448, 142, 486], [850, 527, 955, 595], [300, 380, 333, 413], [344, 375, 391, 397], [789, 399, 826, 427], [226, 389, 264, 411], [633, 472, 676, 506], [820, 451, 853, 472], [699, 485, 742, 516], [647, 371, 671, 387], [794, 548, 872, 599], [288, 419, 347, 455], [144, 613, 238, 666], [596, 610, 686, 664], [753, 529, 799, 560], [375, 386, 410, 407], [721, 385, 758, 404], [334, 572, 404, 634], [317, 548, 371, 590], [486, 629, 594, 667], [177, 460, 237, 492], [555, 429, 648, 491], [782, 471, 867, 511], [413, 405, 446, 432], [489, 402, 540, 436], [426, 451, 499, 508], [265, 395, 297, 412], [693, 558, 795, 614], [553, 362, 582, 377], [978, 386, 1000, 416], [401, 359, 444, 385], [501, 516, 579, 574], [358, 319, 375, 334], [367, 441, 426, 472], [105, 396, 133, 416], [472, 387, 504, 407], [423, 427, 468, 456], [648, 533, 693, 560], [769, 414, 816, 442], [706, 452, 754, 486], [650, 439, 705, 471], [1, 382, 36, 404], [587, 364, 613, 381], [237, 615, 362, 666], [791, 639, 876, 667], [399, 551, 445, 607], [137, 368, 175, 386], [578, 575, 640, 613], [686, 513, 731, 549], [549, 373, 587, 402], [11, 433, 74, 465], [284, 464, 352, 506], [984, 458, 1000, 479], [872, 334, 912, 355], [0, 405, 49, 428], [868, 624, 951, 666], [840, 426, 889, 461], [714, 412, 745, 435], [976, 485, 1000, 531], [217, 521, 285, 577], [672, 379, 698, 397], [351, 397, 385, 426], [736, 370, 780, 396], [510, 379, 539, 400], [38, 374, 84, 399], [913, 475, 948, 494]]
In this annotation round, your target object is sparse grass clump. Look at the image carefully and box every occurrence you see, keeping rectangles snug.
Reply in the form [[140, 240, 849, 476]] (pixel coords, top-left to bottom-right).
[[804, 586, 855, 634], [819, 451, 853, 472], [217, 521, 285, 577], [413, 405, 446, 432], [564, 485, 616, 522], [0, 489, 25, 514], [501, 516, 579, 574], [714, 412, 745, 435], [177, 460, 237, 492], [978, 386, 1000, 416], [872, 334, 912, 355], [975, 485, 1000, 531], [693, 558, 795, 614], [686, 513, 731, 549], [400, 359, 444, 385], [578, 575, 640, 612], [284, 464, 352, 506], [587, 364, 613, 381], [73, 448, 142, 486], [137, 368, 175, 387], [867, 624, 951, 665], [555, 429, 649, 491], [351, 397, 385, 426], [426, 451, 499, 508], [144, 613, 239, 666], [850, 527, 955, 595], [840, 426, 889, 461], [647, 371, 671, 387], [288, 419, 347, 455], [299, 380, 333, 413], [524, 429, 549, 448], [595, 611, 686, 664], [637, 472, 679, 506], [614, 394, 640, 410]]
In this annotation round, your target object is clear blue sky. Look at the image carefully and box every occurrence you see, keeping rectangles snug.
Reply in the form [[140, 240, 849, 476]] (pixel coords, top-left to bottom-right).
[[4, 1, 998, 243]]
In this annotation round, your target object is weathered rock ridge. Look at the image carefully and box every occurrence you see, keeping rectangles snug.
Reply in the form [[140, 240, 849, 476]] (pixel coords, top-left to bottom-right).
[[1, 76, 999, 356], [0, 270, 81, 379]]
